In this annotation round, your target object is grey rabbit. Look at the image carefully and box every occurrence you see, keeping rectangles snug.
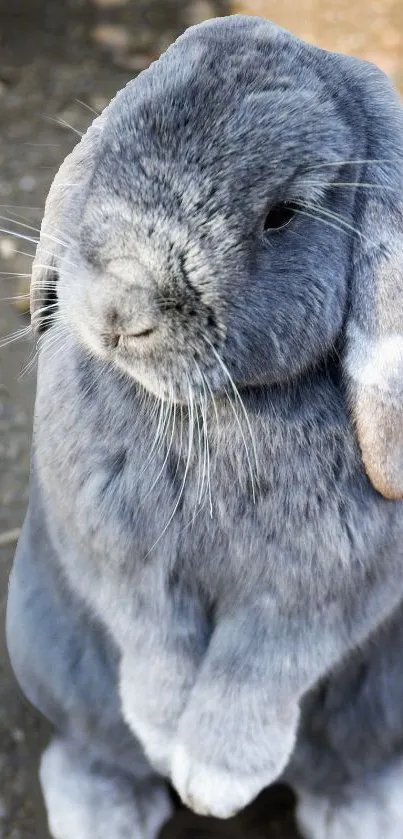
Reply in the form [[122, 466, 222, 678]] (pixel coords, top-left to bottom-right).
[[6, 13, 403, 839]]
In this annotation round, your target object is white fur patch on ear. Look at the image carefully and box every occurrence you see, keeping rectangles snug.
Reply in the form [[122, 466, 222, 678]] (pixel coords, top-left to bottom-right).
[[346, 323, 403, 499], [346, 325, 403, 396], [296, 756, 403, 839]]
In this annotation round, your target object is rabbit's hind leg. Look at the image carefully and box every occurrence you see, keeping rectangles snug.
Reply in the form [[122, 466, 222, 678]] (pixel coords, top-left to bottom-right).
[[39, 736, 171, 839], [289, 604, 403, 839], [6, 509, 172, 839], [296, 757, 403, 839]]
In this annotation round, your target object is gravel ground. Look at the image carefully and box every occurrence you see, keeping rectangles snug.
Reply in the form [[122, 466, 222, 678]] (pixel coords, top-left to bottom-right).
[[0, 1, 300, 837]]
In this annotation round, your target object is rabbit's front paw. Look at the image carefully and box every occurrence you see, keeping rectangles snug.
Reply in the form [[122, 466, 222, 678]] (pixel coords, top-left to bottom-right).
[[171, 745, 272, 818], [171, 702, 299, 818]]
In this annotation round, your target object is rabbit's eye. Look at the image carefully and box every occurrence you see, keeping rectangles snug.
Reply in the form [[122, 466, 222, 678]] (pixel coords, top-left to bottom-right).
[[264, 202, 296, 232]]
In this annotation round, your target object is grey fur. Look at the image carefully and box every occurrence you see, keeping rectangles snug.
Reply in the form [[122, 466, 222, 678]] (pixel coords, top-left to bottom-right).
[[7, 14, 403, 837]]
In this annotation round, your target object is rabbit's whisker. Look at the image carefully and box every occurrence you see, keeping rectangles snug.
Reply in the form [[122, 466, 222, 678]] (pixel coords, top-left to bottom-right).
[[0, 213, 71, 250], [305, 181, 395, 191], [201, 383, 213, 517], [33, 263, 61, 273], [197, 404, 206, 509], [45, 115, 84, 139], [0, 204, 42, 210], [0, 324, 32, 350], [144, 380, 194, 557], [194, 359, 212, 511], [85, 359, 108, 394], [20, 321, 68, 380], [32, 245, 77, 269], [32, 302, 58, 318], [0, 216, 69, 250], [4, 208, 42, 225], [207, 340, 259, 502], [203, 369, 221, 443], [0, 272, 31, 278], [194, 396, 204, 508], [137, 394, 169, 483], [294, 202, 373, 245], [187, 382, 204, 515], [14, 249, 36, 259], [3, 293, 31, 301], [142, 387, 160, 429], [30, 278, 59, 286], [0, 215, 43, 235], [293, 206, 356, 239], [199, 396, 208, 510], [0, 226, 38, 245], [20, 320, 67, 380], [19, 348, 39, 380], [37, 328, 67, 356], [75, 99, 100, 118], [137, 395, 176, 507], [45, 225, 73, 249], [307, 157, 398, 170], [299, 202, 363, 237]]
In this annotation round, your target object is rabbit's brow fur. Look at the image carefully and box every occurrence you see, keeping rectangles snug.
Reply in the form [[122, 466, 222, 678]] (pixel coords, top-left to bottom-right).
[[6, 14, 403, 839]]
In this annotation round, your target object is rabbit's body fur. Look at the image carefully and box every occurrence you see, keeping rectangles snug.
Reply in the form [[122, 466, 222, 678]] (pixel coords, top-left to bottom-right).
[[6, 14, 403, 839]]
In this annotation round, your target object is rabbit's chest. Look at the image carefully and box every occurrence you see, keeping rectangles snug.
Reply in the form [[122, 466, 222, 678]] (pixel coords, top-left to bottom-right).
[[36, 357, 388, 611]]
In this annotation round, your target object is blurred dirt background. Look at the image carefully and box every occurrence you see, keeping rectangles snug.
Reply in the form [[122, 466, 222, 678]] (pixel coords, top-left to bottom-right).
[[1, 0, 403, 836]]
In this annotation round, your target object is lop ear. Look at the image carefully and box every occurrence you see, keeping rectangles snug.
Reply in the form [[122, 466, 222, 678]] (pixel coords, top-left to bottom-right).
[[341, 58, 403, 499], [31, 110, 106, 335]]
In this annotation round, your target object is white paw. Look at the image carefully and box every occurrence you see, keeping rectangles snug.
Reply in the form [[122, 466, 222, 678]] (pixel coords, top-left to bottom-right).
[[171, 744, 270, 818], [40, 738, 172, 839]]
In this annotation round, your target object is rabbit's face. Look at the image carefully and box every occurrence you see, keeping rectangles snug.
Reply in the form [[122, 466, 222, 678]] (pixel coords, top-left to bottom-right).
[[56, 19, 365, 401]]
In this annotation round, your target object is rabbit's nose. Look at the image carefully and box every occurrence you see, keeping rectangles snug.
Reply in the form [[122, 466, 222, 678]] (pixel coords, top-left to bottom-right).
[[104, 299, 158, 348], [107, 326, 156, 349]]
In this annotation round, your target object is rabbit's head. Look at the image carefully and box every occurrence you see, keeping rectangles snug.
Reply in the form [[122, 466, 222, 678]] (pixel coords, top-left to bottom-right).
[[32, 15, 403, 500]]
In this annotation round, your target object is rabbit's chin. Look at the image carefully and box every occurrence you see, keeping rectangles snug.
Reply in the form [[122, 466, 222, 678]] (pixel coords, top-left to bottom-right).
[[113, 358, 222, 406], [67, 321, 201, 403], [84, 338, 223, 405], [70, 315, 257, 405]]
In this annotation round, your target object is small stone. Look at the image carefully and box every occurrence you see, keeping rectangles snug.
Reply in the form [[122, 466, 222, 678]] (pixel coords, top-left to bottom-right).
[[0, 238, 16, 259], [18, 175, 36, 192], [12, 728, 24, 743], [0, 183, 12, 197], [114, 53, 155, 72], [186, 0, 216, 26], [90, 0, 128, 6], [91, 24, 131, 52]]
